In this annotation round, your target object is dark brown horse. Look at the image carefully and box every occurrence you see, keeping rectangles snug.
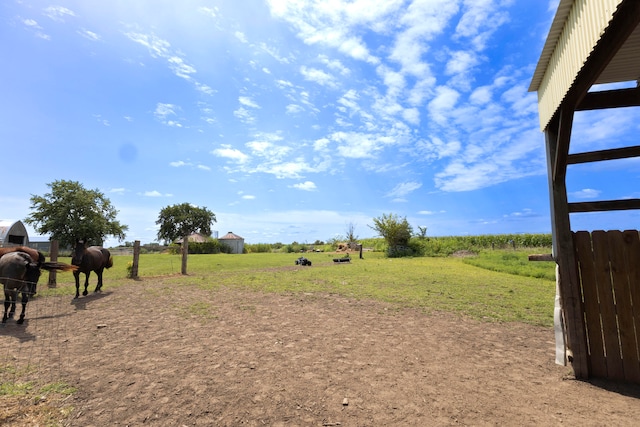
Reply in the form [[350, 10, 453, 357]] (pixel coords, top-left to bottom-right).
[[71, 239, 113, 299], [0, 248, 77, 324]]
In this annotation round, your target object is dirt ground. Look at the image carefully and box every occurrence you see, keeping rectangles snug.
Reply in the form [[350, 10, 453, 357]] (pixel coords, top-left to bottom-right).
[[2, 276, 640, 426]]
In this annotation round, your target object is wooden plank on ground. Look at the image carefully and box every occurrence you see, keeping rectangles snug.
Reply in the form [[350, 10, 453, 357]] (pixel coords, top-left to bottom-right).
[[608, 231, 640, 383], [574, 232, 607, 378]]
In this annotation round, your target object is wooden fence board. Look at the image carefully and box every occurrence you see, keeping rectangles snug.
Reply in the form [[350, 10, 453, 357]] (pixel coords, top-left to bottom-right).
[[608, 231, 640, 382], [574, 231, 607, 377], [622, 230, 640, 380], [591, 231, 625, 380], [573, 230, 640, 383]]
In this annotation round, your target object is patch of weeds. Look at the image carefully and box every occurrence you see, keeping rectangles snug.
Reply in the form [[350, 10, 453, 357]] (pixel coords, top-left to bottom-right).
[[0, 380, 35, 396], [39, 382, 77, 395], [1, 379, 77, 427], [181, 302, 217, 320]]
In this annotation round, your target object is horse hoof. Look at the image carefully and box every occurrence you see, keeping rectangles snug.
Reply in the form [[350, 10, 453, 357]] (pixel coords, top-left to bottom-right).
[[83, 291, 88, 296], [17, 318, 24, 325]]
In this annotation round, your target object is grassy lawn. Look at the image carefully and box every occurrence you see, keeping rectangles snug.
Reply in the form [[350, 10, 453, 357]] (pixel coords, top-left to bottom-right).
[[43, 249, 557, 327]]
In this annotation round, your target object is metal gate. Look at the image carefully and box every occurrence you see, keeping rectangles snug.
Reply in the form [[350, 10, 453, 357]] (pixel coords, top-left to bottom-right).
[[573, 230, 640, 383]]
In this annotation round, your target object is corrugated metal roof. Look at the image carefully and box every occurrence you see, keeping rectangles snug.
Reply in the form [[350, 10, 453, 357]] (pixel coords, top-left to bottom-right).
[[529, 0, 640, 131], [529, 0, 576, 92], [219, 232, 244, 240]]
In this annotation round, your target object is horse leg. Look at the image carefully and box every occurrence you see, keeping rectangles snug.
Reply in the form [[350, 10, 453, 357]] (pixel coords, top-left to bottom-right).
[[95, 268, 104, 292], [17, 290, 29, 325], [83, 272, 90, 296], [2, 295, 10, 323], [8, 289, 17, 319], [74, 270, 81, 298]]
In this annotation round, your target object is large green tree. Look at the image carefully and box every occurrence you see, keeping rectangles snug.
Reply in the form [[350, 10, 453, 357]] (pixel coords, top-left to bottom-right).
[[369, 213, 413, 253], [156, 203, 216, 244], [25, 180, 128, 248]]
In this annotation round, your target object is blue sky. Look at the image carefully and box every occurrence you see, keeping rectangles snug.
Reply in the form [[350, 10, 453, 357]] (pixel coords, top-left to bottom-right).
[[2, 0, 639, 246]]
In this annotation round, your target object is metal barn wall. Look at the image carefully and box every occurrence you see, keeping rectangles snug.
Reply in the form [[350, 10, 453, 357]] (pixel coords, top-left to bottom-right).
[[0, 220, 30, 247]]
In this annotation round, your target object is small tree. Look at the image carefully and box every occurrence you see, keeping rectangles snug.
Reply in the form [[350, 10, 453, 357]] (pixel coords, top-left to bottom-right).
[[369, 213, 413, 257], [25, 180, 128, 248], [345, 222, 358, 244], [156, 203, 216, 244], [416, 226, 428, 240]]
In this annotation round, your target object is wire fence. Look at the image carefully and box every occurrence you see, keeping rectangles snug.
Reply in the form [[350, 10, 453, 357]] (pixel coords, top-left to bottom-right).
[[1, 284, 75, 389]]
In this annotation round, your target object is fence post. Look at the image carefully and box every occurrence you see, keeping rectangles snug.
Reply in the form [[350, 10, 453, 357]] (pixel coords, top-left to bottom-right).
[[130, 240, 140, 279], [47, 240, 59, 288], [181, 237, 188, 275]]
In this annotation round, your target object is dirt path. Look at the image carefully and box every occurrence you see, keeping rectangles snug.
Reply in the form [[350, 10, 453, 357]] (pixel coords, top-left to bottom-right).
[[2, 279, 640, 426]]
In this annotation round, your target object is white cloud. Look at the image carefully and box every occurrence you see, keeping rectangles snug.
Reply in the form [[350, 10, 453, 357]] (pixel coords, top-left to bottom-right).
[[386, 181, 422, 198], [154, 103, 182, 127], [124, 31, 206, 91], [418, 210, 435, 215], [143, 190, 172, 197], [155, 103, 177, 118], [168, 56, 196, 79], [428, 86, 460, 125], [22, 18, 41, 29], [300, 66, 337, 88], [198, 6, 218, 18], [446, 50, 479, 75], [286, 104, 304, 114], [235, 31, 248, 43], [570, 189, 601, 200], [211, 145, 250, 163], [291, 181, 317, 191], [246, 140, 291, 160], [78, 29, 100, 41], [239, 96, 260, 109], [233, 107, 255, 124], [454, 1, 509, 51], [21, 18, 50, 39], [318, 54, 350, 76], [43, 5, 76, 22], [266, 0, 381, 64], [470, 86, 492, 105]]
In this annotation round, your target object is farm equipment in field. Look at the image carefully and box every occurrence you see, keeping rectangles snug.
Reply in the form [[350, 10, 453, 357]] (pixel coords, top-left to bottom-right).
[[295, 256, 312, 266], [333, 254, 351, 263]]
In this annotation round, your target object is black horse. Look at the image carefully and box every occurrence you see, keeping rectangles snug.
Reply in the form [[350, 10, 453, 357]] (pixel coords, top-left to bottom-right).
[[0, 249, 77, 324], [71, 239, 113, 299]]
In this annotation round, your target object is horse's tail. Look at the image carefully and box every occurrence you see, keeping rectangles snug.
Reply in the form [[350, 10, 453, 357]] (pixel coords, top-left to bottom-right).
[[106, 256, 114, 269], [41, 262, 78, 272]]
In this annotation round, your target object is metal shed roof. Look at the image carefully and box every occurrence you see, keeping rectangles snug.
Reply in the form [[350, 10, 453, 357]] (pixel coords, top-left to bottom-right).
[[219, 232, 244, 240], [529, 0, 640, 130]]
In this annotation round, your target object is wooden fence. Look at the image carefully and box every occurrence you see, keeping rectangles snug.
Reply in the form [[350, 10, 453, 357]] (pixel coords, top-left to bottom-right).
[[573, 230, 640, 383]]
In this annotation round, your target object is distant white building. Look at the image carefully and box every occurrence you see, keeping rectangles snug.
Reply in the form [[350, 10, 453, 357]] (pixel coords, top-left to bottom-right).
[[219, 231, 244, 254], [0, 220, 29, 247]]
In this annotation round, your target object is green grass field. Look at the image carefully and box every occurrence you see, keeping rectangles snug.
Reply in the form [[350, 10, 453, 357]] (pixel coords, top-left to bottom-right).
[[4, 248, 557, 424], [43, 249, 557, 327]]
